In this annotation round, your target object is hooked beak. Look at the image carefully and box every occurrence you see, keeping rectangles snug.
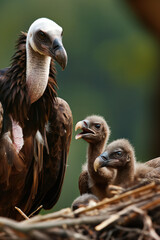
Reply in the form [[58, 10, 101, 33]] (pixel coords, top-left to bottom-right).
[[75, 121, 85, 132], [94, 152, 109, 172], [94, 152, 121, 172], [50, 38, 68, 70], [75, 120, 95, 140]]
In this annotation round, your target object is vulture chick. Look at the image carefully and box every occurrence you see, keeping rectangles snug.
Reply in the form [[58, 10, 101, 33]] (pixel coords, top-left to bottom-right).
[[94, 139, 160, 188], [0, 18, 72, 220], [75, 115, 117, 200], [71, 193, 99, 211]]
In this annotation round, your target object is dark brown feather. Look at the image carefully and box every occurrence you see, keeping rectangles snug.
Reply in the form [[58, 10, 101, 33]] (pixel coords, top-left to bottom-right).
[[28, 97, 73, 212], [79, 170, 91, 195]]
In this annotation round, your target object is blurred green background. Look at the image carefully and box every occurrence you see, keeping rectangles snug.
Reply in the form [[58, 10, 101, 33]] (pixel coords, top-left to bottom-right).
[[0, 0, 159, 213]]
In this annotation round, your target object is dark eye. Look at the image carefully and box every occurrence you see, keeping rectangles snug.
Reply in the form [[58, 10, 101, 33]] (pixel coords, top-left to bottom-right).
[[61, 30, 63, 37], [37, 30, 47, 40], [114, 151, 123, 157], [95, 124, 101, 129]]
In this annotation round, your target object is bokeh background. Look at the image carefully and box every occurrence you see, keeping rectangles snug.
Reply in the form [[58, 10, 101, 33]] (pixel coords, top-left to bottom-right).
[[0, 0, 160, 213]]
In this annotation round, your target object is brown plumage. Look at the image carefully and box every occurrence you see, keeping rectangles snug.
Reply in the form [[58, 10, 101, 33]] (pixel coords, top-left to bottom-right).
[[95, 139, 160, 188], [75, 115, 116, 200], [144, 157, 160, 169], [0, 18, 72, 220]]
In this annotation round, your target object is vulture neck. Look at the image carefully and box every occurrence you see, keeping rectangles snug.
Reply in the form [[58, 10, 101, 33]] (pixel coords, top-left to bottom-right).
[[88, 141, 109, 184], [114, 158, 135, 186], [26, 43, 51, 103]]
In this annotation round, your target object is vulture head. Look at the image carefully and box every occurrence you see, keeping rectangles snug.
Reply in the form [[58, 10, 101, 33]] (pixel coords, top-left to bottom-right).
[[27, 17, 67, 69], [94, 139, 135, 172], [26, 18, 67, 103], [75, 115, 110, 144]]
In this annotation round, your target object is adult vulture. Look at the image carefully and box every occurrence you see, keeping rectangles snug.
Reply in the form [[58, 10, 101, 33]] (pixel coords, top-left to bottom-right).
[[0, 18, 73, 220]]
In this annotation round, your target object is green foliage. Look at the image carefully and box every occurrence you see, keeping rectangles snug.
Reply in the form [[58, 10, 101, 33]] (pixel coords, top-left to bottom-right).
[[94, 35, 158, 85]]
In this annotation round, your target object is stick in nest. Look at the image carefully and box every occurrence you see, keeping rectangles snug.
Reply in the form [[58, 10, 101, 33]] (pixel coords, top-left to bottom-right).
[[15, 207, 29, 220], [75, 182, 158, 216], [28, 205, 43, 218], [15, 205, 43, 220]]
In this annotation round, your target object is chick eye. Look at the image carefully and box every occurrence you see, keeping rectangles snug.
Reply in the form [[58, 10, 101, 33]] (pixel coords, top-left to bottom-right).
[[94, 124, 101, 129], [115, 151, 123, 157], [61, 30, 63, 37]]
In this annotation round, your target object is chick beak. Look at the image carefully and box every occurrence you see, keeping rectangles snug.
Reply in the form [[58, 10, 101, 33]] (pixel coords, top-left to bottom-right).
[[75, 121, 84, 140], [75, 120, 92, 140], [94, 152, 109, 172]]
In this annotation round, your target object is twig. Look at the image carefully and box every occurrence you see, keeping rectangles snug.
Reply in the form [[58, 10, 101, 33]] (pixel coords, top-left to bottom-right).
[[105, 191, 159, 215], [115, 225, 150, 237], [29, 230, 51, 240], [95, 205, 135, 231], [28, 205, 43, 218], [22, 207, 72, 224], [3, 226, 20, 240], [0, 215, 107, 233], [141, 197, 160, 212], [95, 196, 160, 231], [46, 228, 89, 240], [142, 211, 160, 240], [15, 207, 29, 220]]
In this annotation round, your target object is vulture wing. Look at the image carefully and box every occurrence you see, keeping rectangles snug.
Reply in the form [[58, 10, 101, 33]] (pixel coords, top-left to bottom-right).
[[79, 170, 91, 195], [28, 97, 73, 213], [144, 157, 160, 183], [145, 157, 160, 168]]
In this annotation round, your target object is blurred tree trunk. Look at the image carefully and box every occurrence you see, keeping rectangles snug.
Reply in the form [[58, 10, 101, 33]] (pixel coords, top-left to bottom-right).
[[126, 0, 160, 158]]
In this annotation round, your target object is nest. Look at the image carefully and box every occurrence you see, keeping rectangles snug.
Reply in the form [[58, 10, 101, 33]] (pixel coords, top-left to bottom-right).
[[0, 182, 160, 240]]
